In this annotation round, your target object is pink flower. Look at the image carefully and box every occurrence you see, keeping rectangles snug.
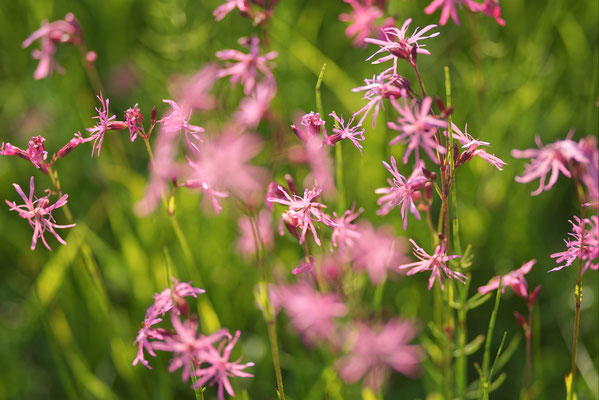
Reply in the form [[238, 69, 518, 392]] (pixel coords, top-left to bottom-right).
[[478, 260, 536, 298], [398, 239, 466, 289], [579, 136, 599, 207], [268, 185, 334, 246], [193, 331, 255, 399], [469, 0, 506, 26], [339, 0, 384, 46], [236, 210, 274, 256], [216, 36, 277, 95], [234, 79, 276, 128], [0, 142, 29, 160], [5, 176, 75, 250], [291, 112, 329, 143], [57, 132, 86, 159], [388, 97, 447, 165], [424, 0, 461, 26], [337, 318, 421, 389], [375, 157, 427, 229], [330, 204, 364, 250], [512, 134, 587, 196], [328, 112, 366, 153], [213, 0, 250, 21], [125, 104, 144, 142], [173, 64, 219, 111], [1, 137, 49, 171], [364, 18, 439, 72], [550, 216, 598, 273], [85, 93, 126, 157], [448, 123, 506, 170], [352, 72, 412, 128], [270, 282, 347, 344], [304, 135, 336, 196], [160, 99, 204, 153], [351, 222, 408, 284]]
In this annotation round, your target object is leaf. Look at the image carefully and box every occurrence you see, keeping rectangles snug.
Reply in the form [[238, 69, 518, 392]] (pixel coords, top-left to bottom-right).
[[453, 334, 485, 357]]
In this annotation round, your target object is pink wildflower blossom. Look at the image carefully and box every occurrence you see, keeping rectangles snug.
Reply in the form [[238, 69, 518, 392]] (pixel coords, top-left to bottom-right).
[[5, 176, 75, 251], [364, 18, 439, 72], [337, 318, 421, 390], [398, 239, 466, 290], [125, 104, 144, 142], [26, 136, 48, 169], [424, 0, 461, 25], [304, 135, 336, 196], [85, 93, 126, 157], [512, 134, 587, 196], [173, 64, 219, 111], [375, 157, 427, 229], [270, 282, 348, 344], [470, 0, 506, 26], [550, 216, 598, 273], [291, 112, 329, 143], [448, 123, 506, 170], [216, 37, 277, 95], [236, 210, 274, 256], [329, 112, 366, 153], [268, 185, 334, 246], [330, 204, 364, 250], [339, 0, 384, 46], [234, 79, 276, 128], [161, 99, 205, 153], [351, 222, 408, 284], [388, 97, 447, 165], [193, 331, 255, 399], [0, 142, 29, 160], [213, 0, 250, 21], [478, 260, 536, 298], [578, 136, 599, 207]]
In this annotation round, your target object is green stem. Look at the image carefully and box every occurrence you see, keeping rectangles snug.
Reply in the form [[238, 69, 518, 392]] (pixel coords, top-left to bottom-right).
[[481, 278, 502, 399]]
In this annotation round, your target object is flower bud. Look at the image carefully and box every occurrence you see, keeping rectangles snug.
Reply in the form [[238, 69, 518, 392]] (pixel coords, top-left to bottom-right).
[[150, 105, 158, 126], [513, 311, 527, 330], [57, 133, 85, 158], [529, 285, 542, 304]]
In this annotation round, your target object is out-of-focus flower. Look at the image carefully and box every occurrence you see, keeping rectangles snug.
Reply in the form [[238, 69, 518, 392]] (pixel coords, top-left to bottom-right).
[[351, 222, 407, 284], [193, 331, 255, 399], [398, 239, 466, 289], [22, 13, 82, 79], [330, 204, 364, 251], [5, 176, 75, 250], [161, 99, 205, 153], [375, 157, 427, 229], [216, 37, 277, 95], [448, 123, 506, 170], [268, 185, 334, 246], [234, 80, 276, 128], [337, 318, 421, 389], [478, 260, 536, 299], [352, 72, 413, 128], [578, 136, 599, 208], [304, 135, 336, 196], [173, 64, 219, 111], [85, 93, 127, 157], [291, 112, 329, 144], [339, 0, 384, 46], [328, 112, 366, 153], [388, 97, 447, 165], [424, 0, 461, 25], [236, 210, 274, 256], [364, 18, 439, 72], [270, 282, 347, 344], [550, 216, 598, 273], [512, 134, 587, 196], [213, 0, 250, 21], [469, 0, 506, 26], [125, 104, 144, 142]]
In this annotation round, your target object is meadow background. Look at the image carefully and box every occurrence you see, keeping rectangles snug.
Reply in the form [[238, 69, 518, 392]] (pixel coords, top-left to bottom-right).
[[0, 0, 597, 399]]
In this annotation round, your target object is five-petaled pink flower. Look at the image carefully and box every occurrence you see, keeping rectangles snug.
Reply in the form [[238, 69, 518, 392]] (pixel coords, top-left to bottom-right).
[[5, 176, 75, 250], [213, 0, 250, 21], [478, 260, 537, 299], [398, 239, 466, 289], [337, 318, 421, 390], [448, 123, 506, 170], [375, 156, 427, 229], [339, 0, 384, 47], [329, 111, 366, 153], [364, 18, 439, 73], [550, 216, 598, 273], [216, 36, 277, 95], [86, 93, 127, 157], [388, 97, 447, 165], [512, 134, 587, 196]]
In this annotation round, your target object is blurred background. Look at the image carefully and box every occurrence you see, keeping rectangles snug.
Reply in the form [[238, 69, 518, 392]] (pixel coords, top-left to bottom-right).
[[0, 0, 597, 399]]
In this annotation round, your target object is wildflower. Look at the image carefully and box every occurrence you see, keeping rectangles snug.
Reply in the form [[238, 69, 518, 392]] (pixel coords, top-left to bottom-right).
[[398, 239, 466, 289], [330, 204, 364, 250], [0, 142, 29, 160], [173, 64, 219, 111], [125, 104, 144, 142], [5, 176, 75, 250], [578, 136, 599, 207], [448, 123, 506, 170], [1, 138, 49, 171], [512, 134, 587, 196], [234, 80, 276, 128], [424, 0, 461, 25], [478, 260, 536, 298], [304, 135, 336, 196], [213, 0, 250, 21], [388, 97, 447, 165], [351, 222, 408, 284], [22, 13, 82, 79], [216, 36, 277, 95], [550, 216, 598, 273], [268, 185, 334, 246], [291, 112, 329, 143], [161, 99, 205, 153], [270, 282, 348, 344], [85, 93, 126, 157], [193, 330, 255, 399], [469, 0, 506, 26], [375, 157, 427, 229], [337, 318, 421, 390], [57, 132, 86, 159], [339, 0, 384, 46], [328, 112, 366, 153], [364, 18, 439, 72], [236, 210, 274, 256]]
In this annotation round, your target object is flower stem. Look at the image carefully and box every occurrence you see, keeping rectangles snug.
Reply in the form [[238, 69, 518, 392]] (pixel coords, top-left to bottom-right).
[[481, 278, 502, 399], [412, 63, 426, 98], [524, 302, 533, 389], [567, 258, 583, 400]]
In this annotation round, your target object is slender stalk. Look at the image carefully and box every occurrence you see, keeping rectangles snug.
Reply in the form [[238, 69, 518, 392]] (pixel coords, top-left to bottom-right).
[[412, 63, 426, 97], [524, 302, 533, 389], [481, 278, 502, 399], [267, 318, 286, 400]]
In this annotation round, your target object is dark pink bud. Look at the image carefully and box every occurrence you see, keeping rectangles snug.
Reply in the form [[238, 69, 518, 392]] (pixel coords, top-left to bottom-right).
[[529, 285, 541, 304], [424, 182, 433, 202], [514, 311, 527, 330], [57, 132, 85, 158], [85, 50, 97, 64], [458, 150, 474, 166], [150, 105, 157, 126], [284, 174, 298, 195], [107, 121, 127, 130]]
